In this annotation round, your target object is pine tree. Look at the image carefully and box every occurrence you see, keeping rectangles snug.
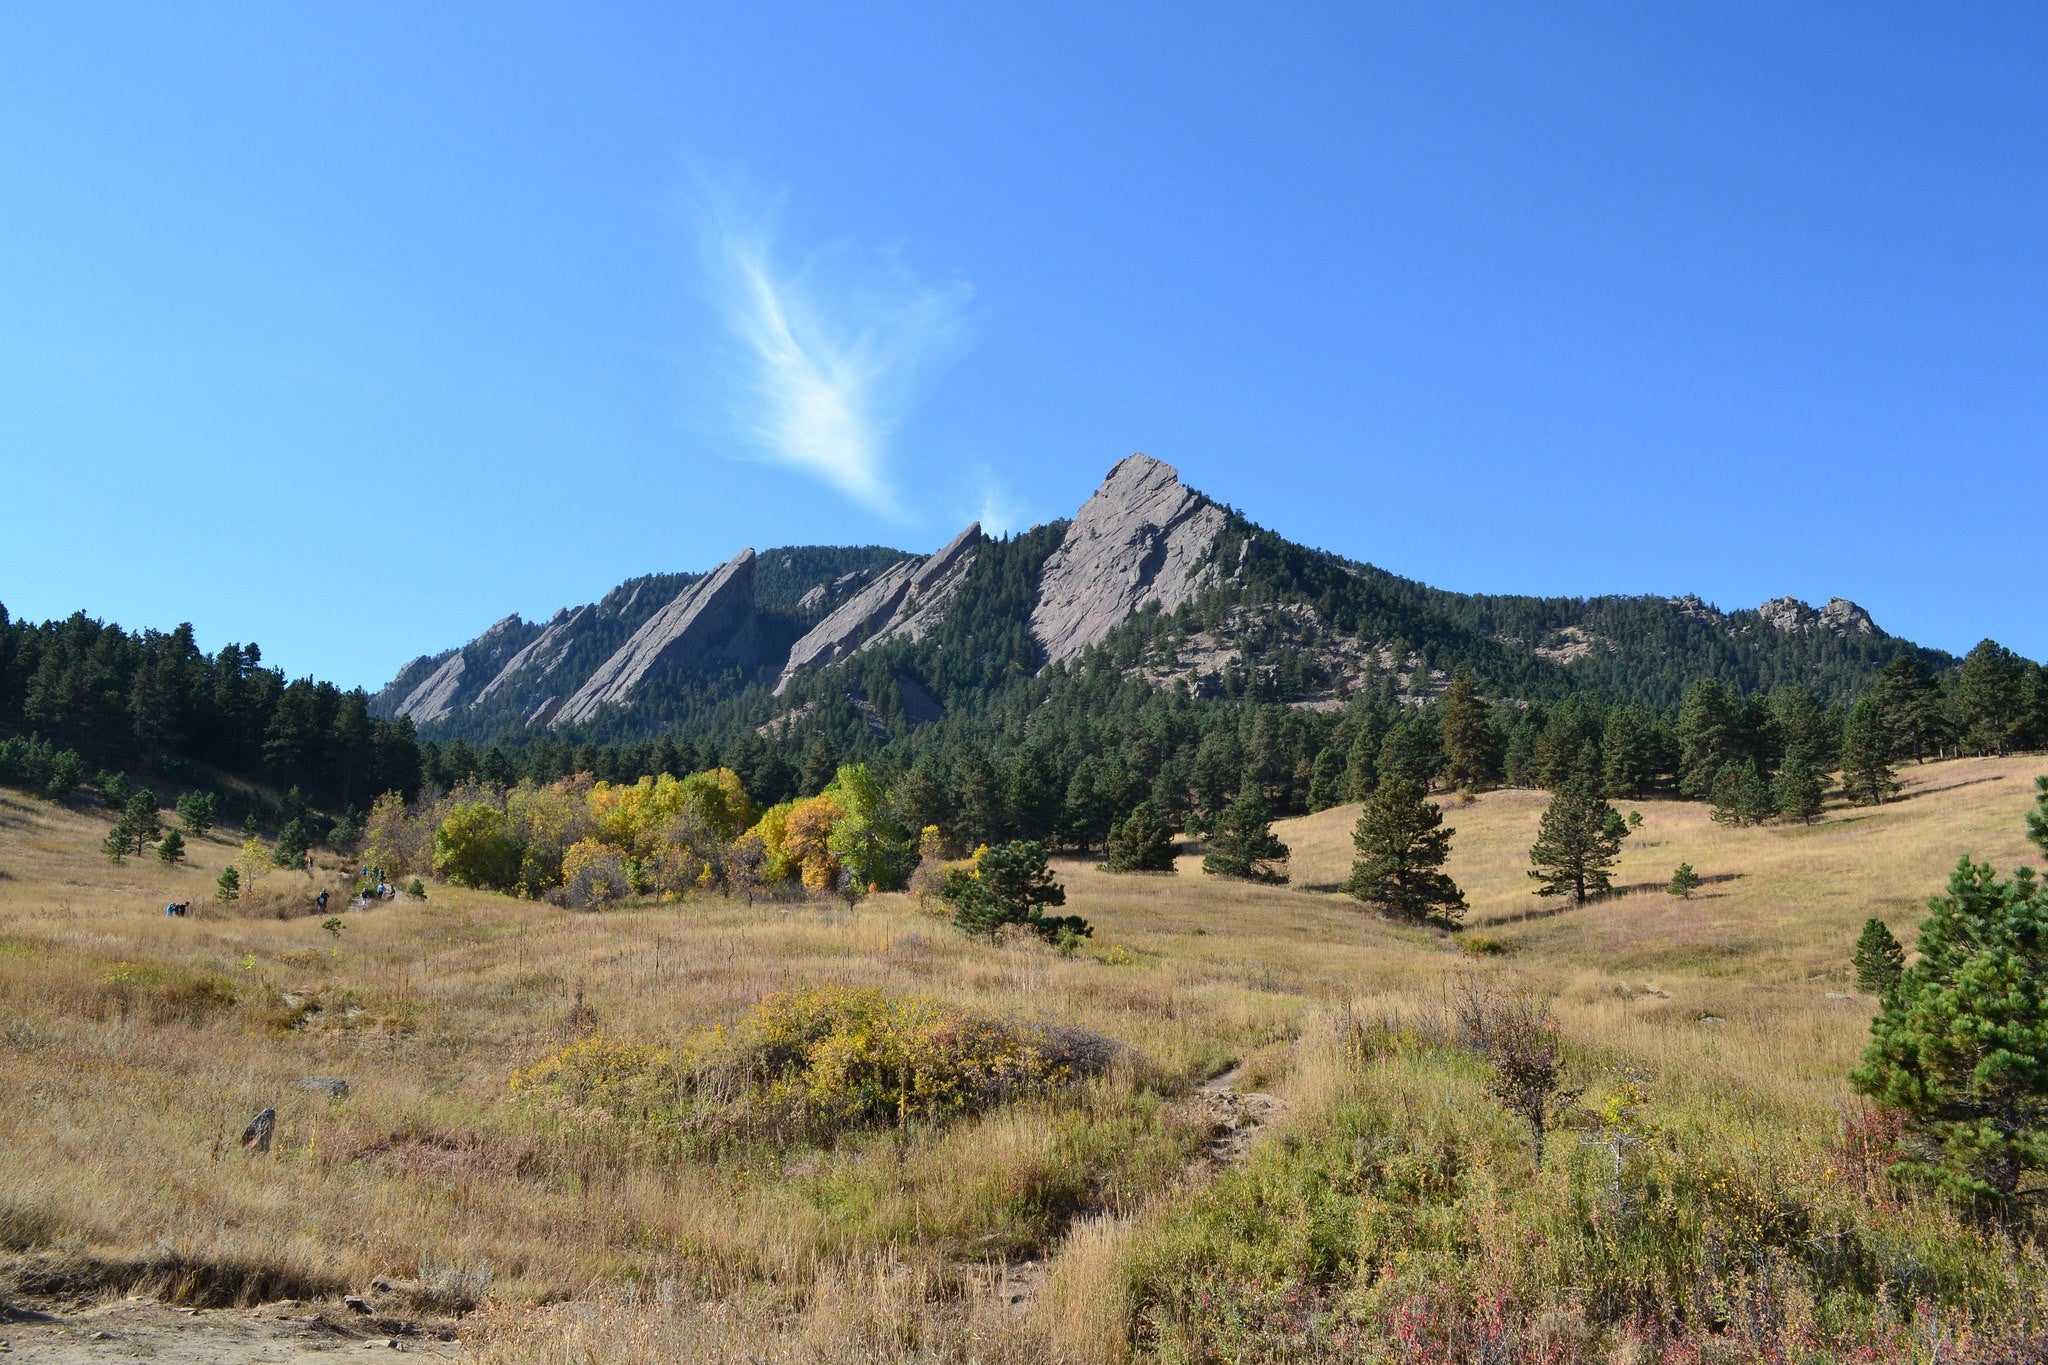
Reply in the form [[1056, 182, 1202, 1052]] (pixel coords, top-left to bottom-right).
[[1344, 713, 1384, 803], [1528, 777, 1628, 905], [1202, 789, 1290, 884], [123, 790, 161, 853], [946, 841, 1088, 944], [101, 819, 133, 864], [1342, 774, 1466, 926], [2030, 775, 2048, 862], [1873, 652, 1948, 762], [215, 864, 241, 902], [1953, 639, 2030, 757], [176, 790, 217, 836], [1852, 917, 1905, 996], [1709, 760, 1777, 826], [157, 828, 186, 865], [1306, 748, 1346, 812], [1774, 754, 1825, 824], [1851, 855, 2048, 1208], [1667, 862, 1702, 899], [1677, 680, 1740, 799], [1840, 696, 1900, 806], [1600, 706, 1656, 799], [799, 737, 841, 797], [1441, 673, 1500, 792], [1103, 802, 1176, 873]]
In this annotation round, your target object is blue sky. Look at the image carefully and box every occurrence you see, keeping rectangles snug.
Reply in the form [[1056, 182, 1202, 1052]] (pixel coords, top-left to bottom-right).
[[2, 4, 2042, 689]]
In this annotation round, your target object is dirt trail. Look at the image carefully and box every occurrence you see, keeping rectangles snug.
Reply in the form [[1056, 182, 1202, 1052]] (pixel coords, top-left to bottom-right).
[[981, 1060, 1286, 1311], [0, 1298, 458, 1363]]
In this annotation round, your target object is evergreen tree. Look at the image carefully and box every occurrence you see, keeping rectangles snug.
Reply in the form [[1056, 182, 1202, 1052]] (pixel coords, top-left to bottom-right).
[[1342, 774, 1466, 926], [175, 790, 217, 836], [1853, 917, 1905, 996], [2030, 775, 2048, 862], [1770, 684, 1834, 772], [1103, 801, 1176, 873], [1202, 788, 1290, 884], [273, 817, 314, 868], [101, 819, 132, 864], [156, 828, 186, 865], [1873, 652, 1949, 762], [1667, 862, 1701, 899], [1440, 673, 1501, 792], [1528, 777, 1628, 905], [1343, 720, 1381, 803], [215, 863, 240, 902], [1677, 679, 1740, 799], [1709, 760, 1777, 826], [895, 762, 953, 843], [1774, 754, 1826, 824], [799, 737, 841, 797], [1306, 748, 1347, 812], [1600, 706, 1656, 799], [123, 790, 160, 853], [1060, 756, 1115, 852], [945, 841, 1088, 943], [1852, 856, 2048, 1209], [1840, 696, 1900, 806], [1953, 639, 2030, 756], [1378, 718, 1444, 791]]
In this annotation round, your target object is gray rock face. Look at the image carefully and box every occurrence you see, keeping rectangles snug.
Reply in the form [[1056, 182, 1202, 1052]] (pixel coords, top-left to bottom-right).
[[1756, 595, 1880, 637], [553, 550, 759, 726], [476, 605, 592, 704], [389, 615, 536, 726], [1030, 454, 1227, 668], [774, 524, 981, 694]]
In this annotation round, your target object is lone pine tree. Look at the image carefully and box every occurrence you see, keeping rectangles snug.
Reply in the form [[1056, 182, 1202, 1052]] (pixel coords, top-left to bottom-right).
[[1529, 777, 1629, 905], [1774, 755, 1826, 825], [1103, 801, 1176, 873], [1853, 917, 1905, 996], [1667, 862, 1702, 899], [1202, 788, 1290, 884], [1840, 697, 1901, 806], [1343, 773, 1466, 926]]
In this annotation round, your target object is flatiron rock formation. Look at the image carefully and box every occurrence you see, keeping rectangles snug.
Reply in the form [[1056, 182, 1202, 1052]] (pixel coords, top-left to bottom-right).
[[389, 615, 539, 727], [553, 550, 760, 726], [775, 524, 981, 694], [1030, 454, 1227, 668]]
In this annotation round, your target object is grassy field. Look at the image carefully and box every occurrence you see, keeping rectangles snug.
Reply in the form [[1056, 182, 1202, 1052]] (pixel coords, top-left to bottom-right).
[[2, 755, 2044, 1361]]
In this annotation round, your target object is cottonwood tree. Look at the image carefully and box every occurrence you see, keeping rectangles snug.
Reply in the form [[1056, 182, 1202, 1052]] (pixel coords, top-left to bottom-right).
[[1528, 777, 1628, 905], [1343, 773, 1466, 926]]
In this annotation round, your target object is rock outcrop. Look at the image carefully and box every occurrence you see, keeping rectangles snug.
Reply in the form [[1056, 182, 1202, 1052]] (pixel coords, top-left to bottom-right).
[[476, 605, 592, 704], [1030, 455, 1227, 668], [1757, 595, 1879, 637], [389, 615, 536, 726], [553, 550, 761, 726], [774, 524, 981, 694]]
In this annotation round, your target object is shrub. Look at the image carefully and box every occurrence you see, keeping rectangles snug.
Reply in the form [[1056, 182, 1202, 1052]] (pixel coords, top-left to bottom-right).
[[432, 803, 521, 889], [561, 838, 629, 909]]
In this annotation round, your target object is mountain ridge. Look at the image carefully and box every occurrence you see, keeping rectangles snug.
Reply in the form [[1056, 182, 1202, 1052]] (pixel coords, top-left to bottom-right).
[[372, 455, 1939, 742]]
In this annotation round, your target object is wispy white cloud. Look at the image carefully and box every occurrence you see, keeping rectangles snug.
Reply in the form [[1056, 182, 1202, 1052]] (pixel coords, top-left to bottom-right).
[[691, 180, 972, 517], [967, 466, 1027, 537]]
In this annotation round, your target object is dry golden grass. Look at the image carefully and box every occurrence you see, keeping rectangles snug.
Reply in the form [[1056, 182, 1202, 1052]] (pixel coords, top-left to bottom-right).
[[0, 753, 2043, 1360]]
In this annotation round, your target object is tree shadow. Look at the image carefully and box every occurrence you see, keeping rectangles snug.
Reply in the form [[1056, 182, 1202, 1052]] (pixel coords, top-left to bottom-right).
[[1884, 773, 2008, 804]]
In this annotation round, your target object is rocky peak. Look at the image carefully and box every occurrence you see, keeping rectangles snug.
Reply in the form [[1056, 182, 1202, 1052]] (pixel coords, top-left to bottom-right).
[[1030, 454, 1227, 668], [552, 549, 761, 726], [775, 523, 982, 694], [1755, 595, 1881, 637]]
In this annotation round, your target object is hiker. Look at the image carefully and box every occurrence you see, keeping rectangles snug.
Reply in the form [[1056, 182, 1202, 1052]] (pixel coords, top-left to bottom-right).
[[316, 889, 329, 912], [165, 901, 189, 917]]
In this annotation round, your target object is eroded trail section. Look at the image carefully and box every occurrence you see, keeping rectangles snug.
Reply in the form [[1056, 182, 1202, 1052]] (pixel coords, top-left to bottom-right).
[[0, 1298, 457, 1362], [1195, 1064, 1284, 1166]]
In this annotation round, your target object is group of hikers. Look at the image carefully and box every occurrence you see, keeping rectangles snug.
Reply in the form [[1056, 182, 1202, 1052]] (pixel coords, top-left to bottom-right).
[[162, 864, 398, 919]]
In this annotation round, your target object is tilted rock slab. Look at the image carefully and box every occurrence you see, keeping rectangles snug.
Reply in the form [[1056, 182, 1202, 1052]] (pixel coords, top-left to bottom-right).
[[553, 549, 758, 725], [391, 614, 533, 726], [476, 604, 592, 704], [774, 523, 981, 694], [1030, 454, 1227, 668]]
